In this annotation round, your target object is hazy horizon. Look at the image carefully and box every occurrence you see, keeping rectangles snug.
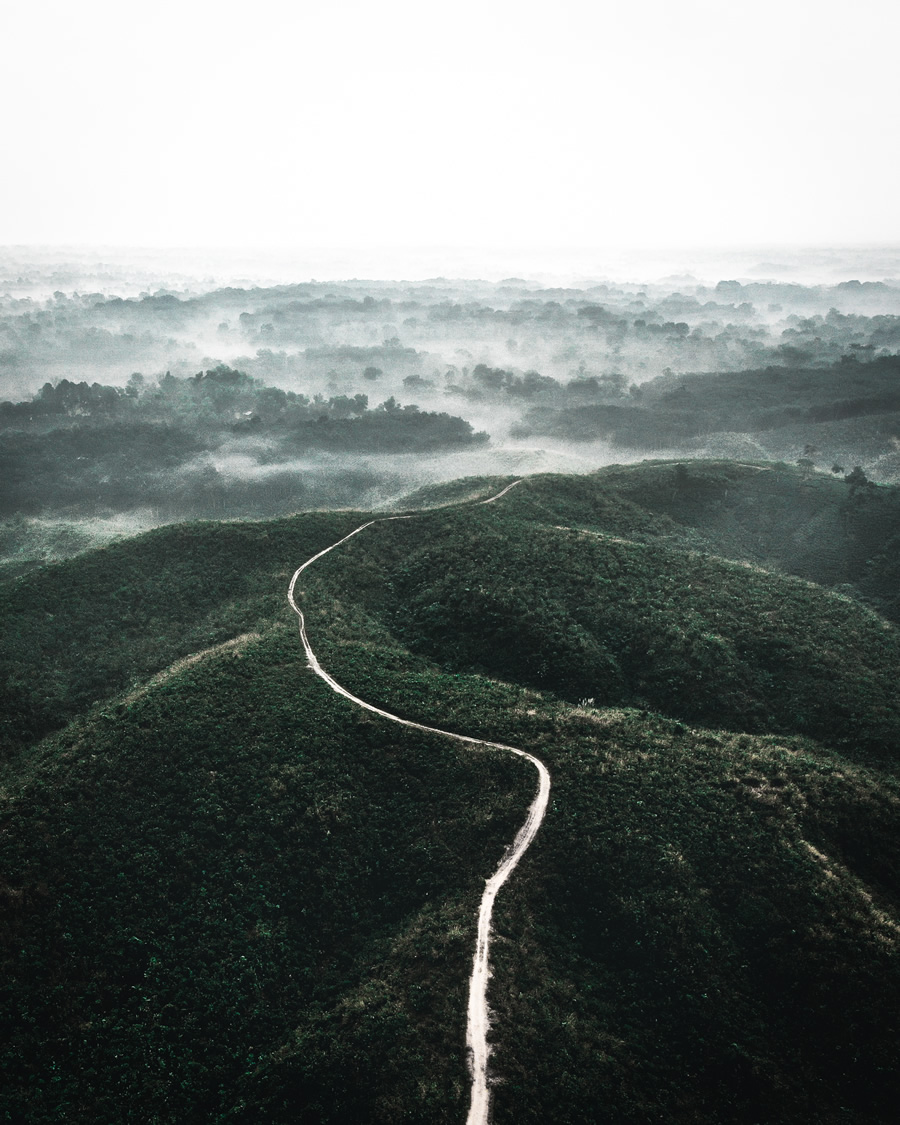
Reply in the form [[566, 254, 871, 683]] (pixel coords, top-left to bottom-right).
[[4, 243, 900, 299]]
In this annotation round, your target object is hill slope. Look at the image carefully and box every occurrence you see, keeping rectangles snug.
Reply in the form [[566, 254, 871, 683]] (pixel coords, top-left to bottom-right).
[[2, 462, 900, 1123]]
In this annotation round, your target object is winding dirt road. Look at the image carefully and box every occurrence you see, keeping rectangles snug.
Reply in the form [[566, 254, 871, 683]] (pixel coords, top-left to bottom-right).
[[286, 481, 550, 1125]]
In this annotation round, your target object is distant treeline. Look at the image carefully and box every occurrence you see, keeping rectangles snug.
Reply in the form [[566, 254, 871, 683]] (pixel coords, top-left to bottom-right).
[[513, 354, 900, 452], [4, 275, 900, 401]]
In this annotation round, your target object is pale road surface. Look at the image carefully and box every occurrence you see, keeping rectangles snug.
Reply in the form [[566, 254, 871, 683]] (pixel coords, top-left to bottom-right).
[[286, 480, 550, 1125]]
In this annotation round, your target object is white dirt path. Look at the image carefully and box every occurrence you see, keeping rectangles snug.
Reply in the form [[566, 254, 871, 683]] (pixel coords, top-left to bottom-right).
[[286, 480, 549, 1125]]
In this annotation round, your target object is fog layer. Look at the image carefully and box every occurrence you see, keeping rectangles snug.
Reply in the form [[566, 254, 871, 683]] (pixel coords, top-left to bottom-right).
[[2, 249, 899, 572]]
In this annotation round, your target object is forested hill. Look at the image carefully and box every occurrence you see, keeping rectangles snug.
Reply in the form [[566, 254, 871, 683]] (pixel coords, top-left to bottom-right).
[[514, 353, 900, 469], [0, 366, 487, 525], [2, 461, 900, 1123]]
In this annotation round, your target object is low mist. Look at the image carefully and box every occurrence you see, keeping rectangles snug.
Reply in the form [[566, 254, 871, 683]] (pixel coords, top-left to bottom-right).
[[2, 246, 899, 573]]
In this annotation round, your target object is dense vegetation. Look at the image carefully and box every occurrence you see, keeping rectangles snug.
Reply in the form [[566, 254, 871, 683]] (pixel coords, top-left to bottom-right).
[[3, 269, 900, 580], [2, 462, 900, 1122], [5, 274, 900, 399], [0, 367, 486, 524], [514, 354, 900, 470]]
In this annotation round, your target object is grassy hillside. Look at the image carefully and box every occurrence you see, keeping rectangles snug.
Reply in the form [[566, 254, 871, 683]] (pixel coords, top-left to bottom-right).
[[2, 462, 900, 1122], [0, 627, 534, 1124], [583, 460, 900, 619], [308, 466, 900, 761], [0, 512, 366, 756]]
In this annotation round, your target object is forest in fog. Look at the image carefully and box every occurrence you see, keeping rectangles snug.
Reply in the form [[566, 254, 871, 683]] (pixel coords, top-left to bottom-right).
[[2, 254, 900, 574], [4, 0, 900, 1116]]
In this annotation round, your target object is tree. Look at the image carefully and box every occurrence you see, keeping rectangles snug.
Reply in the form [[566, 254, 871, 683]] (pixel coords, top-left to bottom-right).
[[125, 373, 145, 398], [844, 466, 872, 496]]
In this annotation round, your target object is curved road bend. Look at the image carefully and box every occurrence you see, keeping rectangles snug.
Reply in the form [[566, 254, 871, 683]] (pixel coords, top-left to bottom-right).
[[286, 480, 550, 1125]]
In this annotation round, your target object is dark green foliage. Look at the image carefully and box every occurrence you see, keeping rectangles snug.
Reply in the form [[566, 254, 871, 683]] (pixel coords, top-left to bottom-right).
[[311, 481, 900, 760], [514, 355, 900, 454], [2, 461, 900, 1122], [0, 423, 209, 516], [273, 633, 900, 1125], [391, 475, 520, 510], [0, 512, 365, 756], [280, 408, 486, 454], [489, 719, 900, 1125], [0, 629, 533, 1123], [573, 460, 900, 621], [0, 370, 485, 524]]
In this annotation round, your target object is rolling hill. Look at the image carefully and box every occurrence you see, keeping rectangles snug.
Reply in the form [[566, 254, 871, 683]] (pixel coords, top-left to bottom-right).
[[2, 461, 899, 1123]]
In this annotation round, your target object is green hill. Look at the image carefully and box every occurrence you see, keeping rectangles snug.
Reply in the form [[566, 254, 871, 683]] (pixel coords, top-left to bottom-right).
[[2, 462, 900, 1123]]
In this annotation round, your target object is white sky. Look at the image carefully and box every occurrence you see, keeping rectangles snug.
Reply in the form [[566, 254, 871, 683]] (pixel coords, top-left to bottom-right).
[[2, 0, 899, 252]]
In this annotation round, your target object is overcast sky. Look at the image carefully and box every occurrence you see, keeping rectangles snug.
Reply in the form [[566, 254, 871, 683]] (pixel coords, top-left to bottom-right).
[[3, 0, 899, 253]]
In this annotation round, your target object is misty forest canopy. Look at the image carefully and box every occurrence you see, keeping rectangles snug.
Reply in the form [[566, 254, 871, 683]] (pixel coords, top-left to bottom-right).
[[0, 366, 486, 533], [4, 365, 484, 454], [2, 269, 900, 575]]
